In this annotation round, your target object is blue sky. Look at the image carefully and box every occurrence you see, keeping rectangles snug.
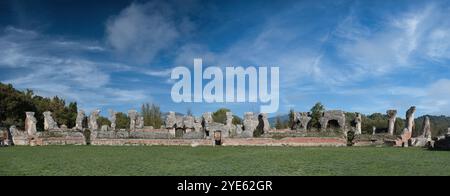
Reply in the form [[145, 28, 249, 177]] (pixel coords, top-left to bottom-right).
[[1, 0, 450, 118]]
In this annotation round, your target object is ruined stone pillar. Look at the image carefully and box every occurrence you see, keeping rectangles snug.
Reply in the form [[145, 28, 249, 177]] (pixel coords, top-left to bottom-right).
[[128, 110, 138, 130], [243, 112, 257, 132], [25, 112, 37, 136], [355, 113, 362, 135], [108, 109, 117, 131], [406, 106, 416, 133], [88, 109, 100, 131], [226, 112, 233, 127], [259, 113, 270, 133], [137, 116, 144, 129], [165, 111, 177, 136], [294, 112, 311, 131], [43, 111, 58, 131], [422, 116, 432, 141], [75, 110, 85, 130], [202, 112, 213, 130], [386, 110, 397, 135]]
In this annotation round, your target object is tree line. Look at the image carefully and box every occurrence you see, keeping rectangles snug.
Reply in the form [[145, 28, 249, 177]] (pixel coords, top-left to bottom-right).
[[0, 82, 165, 131]]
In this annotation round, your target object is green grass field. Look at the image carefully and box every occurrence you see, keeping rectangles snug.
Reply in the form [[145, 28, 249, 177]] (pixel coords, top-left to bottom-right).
[[1, 146, 449, 176]]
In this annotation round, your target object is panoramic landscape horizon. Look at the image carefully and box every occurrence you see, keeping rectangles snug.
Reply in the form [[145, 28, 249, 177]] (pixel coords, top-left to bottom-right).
[[2, 0, 450, 117], [2, 0, 450, 181]]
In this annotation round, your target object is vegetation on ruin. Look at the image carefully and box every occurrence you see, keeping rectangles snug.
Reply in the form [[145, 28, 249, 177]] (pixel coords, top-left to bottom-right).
[[1, 146, 450, 176], [212, 108, 242, 125]]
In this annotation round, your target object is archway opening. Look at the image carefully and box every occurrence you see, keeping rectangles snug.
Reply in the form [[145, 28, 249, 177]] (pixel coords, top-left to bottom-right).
[[327, 120, 340, 131]]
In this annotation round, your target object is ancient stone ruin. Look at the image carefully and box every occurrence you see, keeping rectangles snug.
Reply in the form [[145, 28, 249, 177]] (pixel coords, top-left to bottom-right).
[[394, 106, 416, 147], [354, 113, 362, 135], [89, 109, 100, 131], [75, 110, 85, 130], [406, 106, 416, 133], [43, 111, 58, 131], [25, 112, 37, 137], [386, 110, 397, 135], [319, 110, 346, 132], [3, 105, 449, 149], [243, 112, 258, 137], [128, 110, 138, 130], [109, 109, 117, 131], [430, 128, 450, 150], [411, 116, 432, 147], [292, 112, 311, 131]]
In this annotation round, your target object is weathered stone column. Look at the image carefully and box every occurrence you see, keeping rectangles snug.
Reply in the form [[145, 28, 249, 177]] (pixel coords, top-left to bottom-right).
[[165, 111, 176, 136], [421, 116, 431, 140], [243, 112, 257, 132], [109, 110, 117, 131], [259, 113, 270, 133], [202, 112, 213, 131], [88, 109, 100, 131], [25, 112, 37, 136], [75, 110, 85, 130], [406, 106, 416, 133], [128, 110, 138, 130], [137, 116, 144, 129], [386, 110, 397, 135], [355, 113, 362, 135], [299, 112, 312, 132], [226, 112, 233, 127], [43, 111, 58, 131]]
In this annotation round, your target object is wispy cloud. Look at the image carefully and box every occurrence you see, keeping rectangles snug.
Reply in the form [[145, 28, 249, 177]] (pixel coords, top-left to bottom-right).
[[106, 1, 193, 65], [0, 26, 155, 112]]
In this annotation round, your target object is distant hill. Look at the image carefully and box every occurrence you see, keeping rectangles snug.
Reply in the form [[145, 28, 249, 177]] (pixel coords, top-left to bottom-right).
[[415, 115, 450, 137], [162, 112, 185, 118], [268, 115, 289, 127]]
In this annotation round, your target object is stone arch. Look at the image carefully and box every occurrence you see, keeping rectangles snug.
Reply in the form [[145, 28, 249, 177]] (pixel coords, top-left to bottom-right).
[[327, 120, 340, 130], [319, 110, 346, 132]]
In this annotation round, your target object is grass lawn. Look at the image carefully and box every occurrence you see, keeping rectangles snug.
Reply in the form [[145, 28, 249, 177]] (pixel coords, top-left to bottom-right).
[[0, 146, 449, 176]]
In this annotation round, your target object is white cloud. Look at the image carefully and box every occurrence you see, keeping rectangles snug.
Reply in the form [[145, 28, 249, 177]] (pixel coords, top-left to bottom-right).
[[335, 3, 450, 77], [106, 1, 180, 64], [0, 26, 154, 112]]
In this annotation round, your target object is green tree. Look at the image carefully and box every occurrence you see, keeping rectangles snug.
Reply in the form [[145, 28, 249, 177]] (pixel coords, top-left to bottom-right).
[[288, 109, 295, 129], [115, 112, 129, 129], [310, 102, 325, 129], [394, 117, 405, 135], [0, 83, 77, 131], [0, 83, 35, 129], [141, 103, 162, 128], [210, 108, 241, 125], [97, 116, 111, 127], [275, 115, 284, 130], [212, 108, 230, 124], [232, 115, 242, 125]]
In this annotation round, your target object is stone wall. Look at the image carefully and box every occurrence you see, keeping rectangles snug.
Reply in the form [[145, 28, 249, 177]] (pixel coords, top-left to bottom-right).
[[90, 137, 346, 147]]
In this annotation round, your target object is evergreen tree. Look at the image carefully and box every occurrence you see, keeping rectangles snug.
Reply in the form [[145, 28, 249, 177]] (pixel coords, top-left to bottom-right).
[[310, 102, 325, 129]]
